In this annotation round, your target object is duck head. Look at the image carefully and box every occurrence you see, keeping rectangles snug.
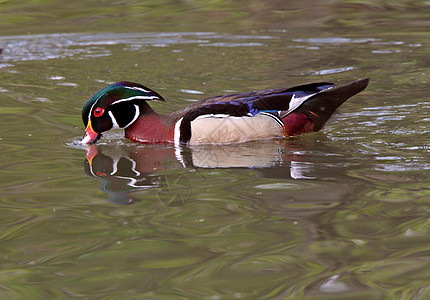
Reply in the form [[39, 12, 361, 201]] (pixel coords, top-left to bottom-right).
[[80, 81, 164, 144]]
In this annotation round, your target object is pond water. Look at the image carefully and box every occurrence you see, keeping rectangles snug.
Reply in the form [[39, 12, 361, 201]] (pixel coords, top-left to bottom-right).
[[2, 0, 430, 298]]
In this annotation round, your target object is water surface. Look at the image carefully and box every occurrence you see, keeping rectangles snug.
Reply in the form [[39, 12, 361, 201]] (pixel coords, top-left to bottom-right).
[[1, 0, 430, 298]]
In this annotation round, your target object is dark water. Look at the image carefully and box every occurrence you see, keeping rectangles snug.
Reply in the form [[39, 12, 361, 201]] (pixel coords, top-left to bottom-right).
[[2, 0, 430, 298]]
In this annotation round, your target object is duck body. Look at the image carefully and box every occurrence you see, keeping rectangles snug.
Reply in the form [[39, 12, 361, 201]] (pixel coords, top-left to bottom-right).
[[80, 78, 370, 145]]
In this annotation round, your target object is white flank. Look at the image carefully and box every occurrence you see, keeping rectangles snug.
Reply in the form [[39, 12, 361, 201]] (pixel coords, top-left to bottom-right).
[[189, 113, 283, 144], [195, 113, 283, 127]]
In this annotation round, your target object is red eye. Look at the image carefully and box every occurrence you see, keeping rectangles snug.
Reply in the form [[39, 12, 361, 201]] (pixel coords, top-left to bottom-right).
[[94, 107, 104, 117]]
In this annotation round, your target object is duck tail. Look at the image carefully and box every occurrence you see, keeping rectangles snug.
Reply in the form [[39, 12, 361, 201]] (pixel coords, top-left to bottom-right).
[[281, 78, 370, 136]]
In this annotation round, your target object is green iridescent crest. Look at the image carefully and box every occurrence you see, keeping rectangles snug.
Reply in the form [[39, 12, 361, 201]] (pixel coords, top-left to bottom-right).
[[82, 81, 164, 127]]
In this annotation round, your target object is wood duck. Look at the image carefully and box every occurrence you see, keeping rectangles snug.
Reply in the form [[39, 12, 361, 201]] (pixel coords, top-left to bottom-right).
[[80, 78, 370, 145]]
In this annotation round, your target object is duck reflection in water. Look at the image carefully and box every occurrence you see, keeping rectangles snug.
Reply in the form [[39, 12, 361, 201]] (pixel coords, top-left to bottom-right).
[[83, 138, 323, 205]]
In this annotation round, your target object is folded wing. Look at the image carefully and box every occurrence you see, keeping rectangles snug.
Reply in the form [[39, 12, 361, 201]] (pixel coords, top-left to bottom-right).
[[178, 79, 369, 144]]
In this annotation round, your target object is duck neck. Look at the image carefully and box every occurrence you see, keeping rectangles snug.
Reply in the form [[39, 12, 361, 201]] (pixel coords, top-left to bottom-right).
[[124, 106, 174, 144]]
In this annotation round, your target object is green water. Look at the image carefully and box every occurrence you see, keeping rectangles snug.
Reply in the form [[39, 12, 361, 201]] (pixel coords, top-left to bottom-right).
[[2, 0, 430, 298]]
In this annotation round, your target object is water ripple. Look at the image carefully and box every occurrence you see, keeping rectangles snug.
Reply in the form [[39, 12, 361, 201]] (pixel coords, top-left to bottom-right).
[[0, 32, 274, 63]]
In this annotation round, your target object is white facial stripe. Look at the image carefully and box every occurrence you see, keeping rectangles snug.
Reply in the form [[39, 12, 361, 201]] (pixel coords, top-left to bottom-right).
[[87, 89, 109, 124], [123, 104, 140, 128], [174, 117, 183, 146], [86, 86, 154, 123], [88, 100, 98, 124], [125, 86, 151, 93], [108, 111, 120, 129], [111, 95, 159, 105]]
